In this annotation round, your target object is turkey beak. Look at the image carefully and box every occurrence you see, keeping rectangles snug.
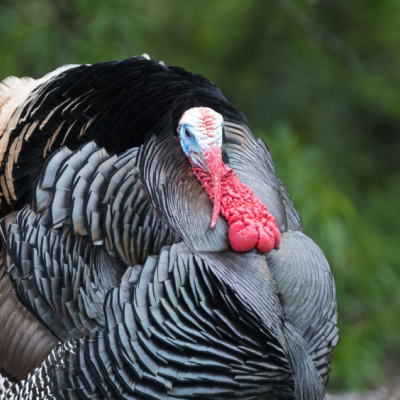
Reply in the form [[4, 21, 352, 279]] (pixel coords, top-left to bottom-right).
[[204, 146, 223, 229]]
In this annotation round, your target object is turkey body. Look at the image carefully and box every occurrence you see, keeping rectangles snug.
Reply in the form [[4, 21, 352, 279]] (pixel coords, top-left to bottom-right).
[[0, 56, 338, 399]]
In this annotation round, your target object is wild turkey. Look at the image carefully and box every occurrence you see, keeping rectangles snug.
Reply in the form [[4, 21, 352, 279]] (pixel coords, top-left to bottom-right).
[[0, 56, 338, 400]]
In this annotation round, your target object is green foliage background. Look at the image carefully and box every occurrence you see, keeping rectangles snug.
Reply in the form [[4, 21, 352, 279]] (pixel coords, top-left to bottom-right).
[[1, 0, 399, 392]]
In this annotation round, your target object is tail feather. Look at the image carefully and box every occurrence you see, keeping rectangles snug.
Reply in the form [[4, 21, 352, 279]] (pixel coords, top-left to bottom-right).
[[0, 76, 39, 216], [0, 76, 38, 135], [0, 65, 80, 136], [0, 65, 80, 217]]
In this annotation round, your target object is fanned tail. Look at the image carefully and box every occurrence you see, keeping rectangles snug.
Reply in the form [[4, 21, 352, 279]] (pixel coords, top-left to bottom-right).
[[0, 65, 80, 217]]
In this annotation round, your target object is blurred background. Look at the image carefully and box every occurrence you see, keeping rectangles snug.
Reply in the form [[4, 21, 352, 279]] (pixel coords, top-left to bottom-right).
[[0, 0, 399, 393]]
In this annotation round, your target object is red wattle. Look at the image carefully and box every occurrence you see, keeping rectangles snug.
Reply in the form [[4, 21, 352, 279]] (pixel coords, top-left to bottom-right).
[[191, 146, 282, 254], [229, 220, 258, 252]]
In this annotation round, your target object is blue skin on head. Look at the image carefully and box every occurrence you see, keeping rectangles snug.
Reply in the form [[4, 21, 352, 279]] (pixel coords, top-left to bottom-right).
[[179, 125, 204, 167], [178, 107, 223, 170]]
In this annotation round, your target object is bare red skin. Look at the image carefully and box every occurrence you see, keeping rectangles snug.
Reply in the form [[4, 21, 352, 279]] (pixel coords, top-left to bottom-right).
[[191, 147, 281, 253]]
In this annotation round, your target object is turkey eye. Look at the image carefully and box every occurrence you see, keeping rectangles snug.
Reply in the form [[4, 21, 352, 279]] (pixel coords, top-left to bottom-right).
[[185, 128, 192, 138]]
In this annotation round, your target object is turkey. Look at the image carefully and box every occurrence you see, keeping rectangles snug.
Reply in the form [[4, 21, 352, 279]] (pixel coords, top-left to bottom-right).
[[0, 56, 338, 400]]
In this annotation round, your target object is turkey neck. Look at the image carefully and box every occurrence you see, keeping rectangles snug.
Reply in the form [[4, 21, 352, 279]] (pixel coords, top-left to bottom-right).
[[191, 146, 281, 253], [138, 131, 230, 253]]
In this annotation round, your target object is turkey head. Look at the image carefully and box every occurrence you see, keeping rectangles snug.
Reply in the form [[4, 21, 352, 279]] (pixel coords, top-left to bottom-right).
[[177, 106, 281, 253]]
